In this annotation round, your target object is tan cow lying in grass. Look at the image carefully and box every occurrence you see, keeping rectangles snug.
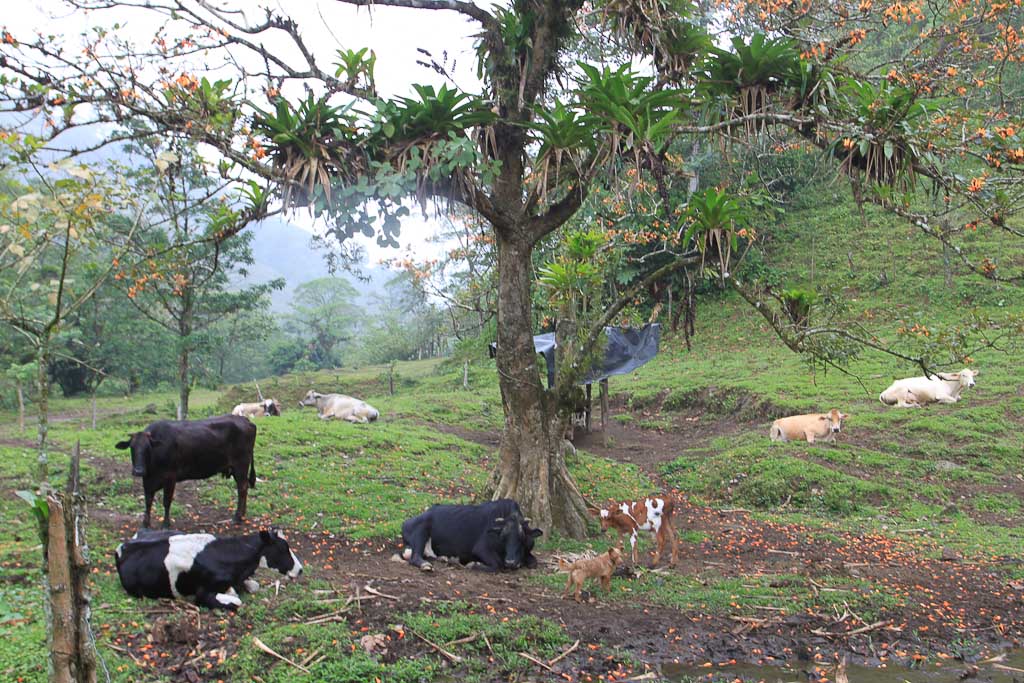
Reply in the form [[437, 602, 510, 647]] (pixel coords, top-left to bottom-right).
[[770, 409, 847, 444], [298, 390, 380, 423], [879, 368, 978, 408], [231, 399, 281, 418]]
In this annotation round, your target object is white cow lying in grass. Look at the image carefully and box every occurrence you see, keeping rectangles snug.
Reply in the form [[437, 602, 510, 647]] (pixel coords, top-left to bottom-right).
[[770, 409, 847, 444], [298, 390, 380, 423], [879, 368, 978, 408], [232, 399, 282, 418]]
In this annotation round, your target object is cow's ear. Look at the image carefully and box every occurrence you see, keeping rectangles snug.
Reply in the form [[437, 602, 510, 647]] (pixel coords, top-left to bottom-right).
[[115, 439, 131, 450], [818, 415, 828, 421], [586, 507, 601, 516], [527, 527, 543, 538], [840, 413, 849, 419], [259, 530, 272, 543]]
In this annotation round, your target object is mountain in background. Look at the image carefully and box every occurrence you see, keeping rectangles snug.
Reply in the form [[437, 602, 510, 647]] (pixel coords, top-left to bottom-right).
[[240, 218, 398, 312]]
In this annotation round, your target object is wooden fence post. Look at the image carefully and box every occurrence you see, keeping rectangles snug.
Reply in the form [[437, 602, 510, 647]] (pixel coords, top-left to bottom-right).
[[46, 441, 97, 683]]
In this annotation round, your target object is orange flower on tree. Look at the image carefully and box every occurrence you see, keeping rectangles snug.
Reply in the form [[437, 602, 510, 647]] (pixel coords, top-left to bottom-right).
[[967, 176, 985, 193]]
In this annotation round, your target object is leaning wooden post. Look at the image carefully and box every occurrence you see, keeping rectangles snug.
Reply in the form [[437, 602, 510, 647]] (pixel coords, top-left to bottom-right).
[[46, 441, 97, 683], [599, 379, 609, 433], [16, 378, 25, 433]]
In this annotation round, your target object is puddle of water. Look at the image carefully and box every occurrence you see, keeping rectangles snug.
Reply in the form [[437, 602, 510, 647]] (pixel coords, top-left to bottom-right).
[[663, 650, 1024, 683]]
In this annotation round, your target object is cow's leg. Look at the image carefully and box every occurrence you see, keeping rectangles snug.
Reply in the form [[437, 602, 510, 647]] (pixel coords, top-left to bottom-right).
[[629, 530, 639, 565], [142, 481, 161, 529], [651, 531, 664, 567], [196, 585, 240, 611], [935, 395, 958, 404], [666, 519, 679, 566], [160, 480, 176, 529], [402, 525, 433, 571], [234, 471, 249, 524], [804, 431, 816, 444], [470, 542, 502, 572]]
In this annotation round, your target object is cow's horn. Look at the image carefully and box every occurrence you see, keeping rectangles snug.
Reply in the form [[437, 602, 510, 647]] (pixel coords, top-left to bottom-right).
[[522, 517, 533, 526], [493, 517, 504, 523]]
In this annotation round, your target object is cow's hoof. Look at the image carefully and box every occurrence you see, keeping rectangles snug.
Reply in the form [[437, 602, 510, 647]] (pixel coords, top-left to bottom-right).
[[420, 562, 433, 572], [243, 579, 260, 593]]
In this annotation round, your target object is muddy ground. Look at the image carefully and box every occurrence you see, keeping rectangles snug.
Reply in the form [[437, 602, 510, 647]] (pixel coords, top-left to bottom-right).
[[38, 412, 1024, 681]]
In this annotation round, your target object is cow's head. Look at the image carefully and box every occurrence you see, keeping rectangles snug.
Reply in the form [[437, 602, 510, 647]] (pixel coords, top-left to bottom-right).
[[487, 512, 539, 570], [264, 399, 282, 416], [114, 431, 158, 478], [957, 368, 978, 388], [298, 390, 321, 408], [821, 409, 848, 434], [258, 529, 303, 579]]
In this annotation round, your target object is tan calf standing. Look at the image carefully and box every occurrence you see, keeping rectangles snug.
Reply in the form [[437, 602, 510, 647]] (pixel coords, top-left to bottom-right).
[[769, 409, 848, 444], [559, 547, 623, 602]]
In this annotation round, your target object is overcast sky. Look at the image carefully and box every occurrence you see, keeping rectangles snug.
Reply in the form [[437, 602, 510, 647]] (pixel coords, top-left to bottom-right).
[[8, 0, 488, 267]]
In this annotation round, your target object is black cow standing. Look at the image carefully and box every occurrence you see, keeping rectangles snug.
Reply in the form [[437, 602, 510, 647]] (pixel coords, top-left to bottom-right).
[[115, 528, 302, 610], [115, 415, 257, 528], [400, 499, 542, 572]]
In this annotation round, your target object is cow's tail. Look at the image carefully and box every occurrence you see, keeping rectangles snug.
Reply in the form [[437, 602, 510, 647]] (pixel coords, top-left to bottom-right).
[[248, 454, 257, 489]]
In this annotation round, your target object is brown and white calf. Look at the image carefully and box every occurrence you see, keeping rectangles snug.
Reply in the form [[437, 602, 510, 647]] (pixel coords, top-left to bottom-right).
[[589, 496, 678, 567]]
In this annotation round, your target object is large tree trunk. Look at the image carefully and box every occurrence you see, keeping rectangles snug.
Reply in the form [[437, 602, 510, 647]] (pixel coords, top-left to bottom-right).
[[488, 234, 589, 538]]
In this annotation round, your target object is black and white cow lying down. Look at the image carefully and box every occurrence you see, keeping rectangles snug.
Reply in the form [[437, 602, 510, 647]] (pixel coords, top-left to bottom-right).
[[400, 499, 542, 572], [115, 528, 302, 610]]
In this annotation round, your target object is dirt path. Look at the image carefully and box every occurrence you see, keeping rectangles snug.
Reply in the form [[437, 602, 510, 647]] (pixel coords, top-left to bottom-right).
[[71, 414, 1024, 682]]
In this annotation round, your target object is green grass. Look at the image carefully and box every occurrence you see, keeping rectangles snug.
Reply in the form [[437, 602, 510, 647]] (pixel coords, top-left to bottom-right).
[[3, 196, 1024, 678]]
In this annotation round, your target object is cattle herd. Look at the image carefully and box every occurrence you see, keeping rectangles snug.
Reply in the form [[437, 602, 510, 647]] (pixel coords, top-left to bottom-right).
[[113, 369, 978, 610]]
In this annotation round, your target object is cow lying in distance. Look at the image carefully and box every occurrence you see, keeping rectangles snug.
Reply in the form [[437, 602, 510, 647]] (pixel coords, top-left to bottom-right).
[[298, 390, 380, 423], [590, 497, 678, 567], [400, 499, 542, 572], [115, 528, 302, 610], [770, 409, 848, 444], [879, 368, 978, 408], [232, 398, 282, 418], [115, 415, 257, 528]]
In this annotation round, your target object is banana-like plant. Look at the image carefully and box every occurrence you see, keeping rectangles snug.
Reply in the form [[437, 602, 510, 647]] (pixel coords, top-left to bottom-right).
[[700, 33, 803, 131], [524, 102, 597, 200], [680, 187, 746, 278], [829, 78, 936, 188], [576, 62, 685, 162], [252, 93, 360, 207]]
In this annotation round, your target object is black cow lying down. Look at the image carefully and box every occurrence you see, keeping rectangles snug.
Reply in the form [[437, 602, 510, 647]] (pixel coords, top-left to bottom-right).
[[115, 528, 302, 610], [401, 499, 542, 572]]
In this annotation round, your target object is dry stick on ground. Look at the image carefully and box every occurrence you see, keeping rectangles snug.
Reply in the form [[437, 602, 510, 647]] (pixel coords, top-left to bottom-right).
[[811, 620, 894, 637], [443, 634, 479, 648], [252, 636, 312, 674], [994, 664, 1024, 674], [548, 639, 580, 667], [411, 630, 463, 663], [362, 585, 399, 600], [519, 652, 557, 673]]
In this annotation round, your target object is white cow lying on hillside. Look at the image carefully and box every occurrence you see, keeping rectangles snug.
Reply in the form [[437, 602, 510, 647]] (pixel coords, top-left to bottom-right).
[[879, 368, 978, 408], [770, 409, 847, 444], [232, 399, 282, 418], [298, 390, 380, 423]]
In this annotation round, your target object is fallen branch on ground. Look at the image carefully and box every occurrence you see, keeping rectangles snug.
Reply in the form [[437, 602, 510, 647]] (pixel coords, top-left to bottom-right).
[[548, 639, 580, 667], [253, 636, 312, 674], [411, 630, 462, 663]]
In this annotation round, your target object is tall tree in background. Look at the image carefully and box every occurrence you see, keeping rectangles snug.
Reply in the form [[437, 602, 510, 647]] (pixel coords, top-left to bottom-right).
[[3, 0, 1023, 533], [121, 140, 283, 418], [0, 155, 141, 477], [286, 277, 362, 368]]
